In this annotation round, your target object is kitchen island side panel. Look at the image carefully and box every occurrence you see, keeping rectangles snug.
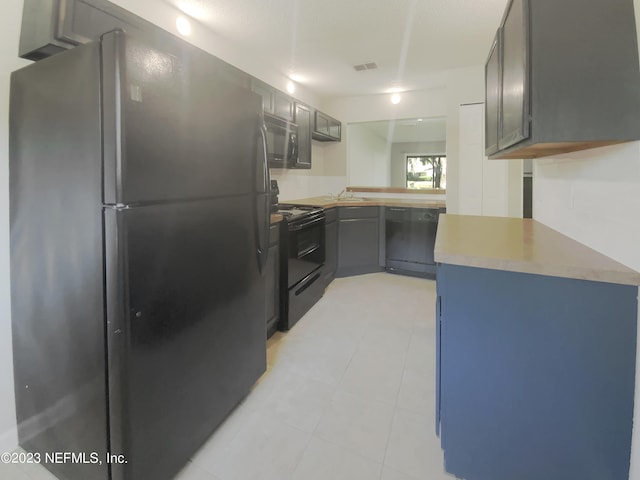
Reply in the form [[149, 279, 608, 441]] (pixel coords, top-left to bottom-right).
[[437, 263, 637, 480]]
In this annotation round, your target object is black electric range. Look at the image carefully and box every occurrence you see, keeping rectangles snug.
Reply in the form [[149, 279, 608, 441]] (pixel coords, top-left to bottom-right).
[[276, 204, 326, 331]]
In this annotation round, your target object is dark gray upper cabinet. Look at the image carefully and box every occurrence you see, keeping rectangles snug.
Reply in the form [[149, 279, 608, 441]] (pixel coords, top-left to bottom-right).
[[251, 79, 276, 115], [19, 0, 148, 60], [313, 111, 342, 142], [486, 0, 640, 159], [294, 103, 312, 169], [251, 79, 294, 122], [484, 30, 501, 156], [273, 91, 294, 122], [499, 0, 529, 152]]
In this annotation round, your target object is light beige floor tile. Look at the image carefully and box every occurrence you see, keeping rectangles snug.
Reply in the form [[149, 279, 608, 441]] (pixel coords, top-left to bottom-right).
[[404, 332, 436, 376], [396, 352, 436, 416], [337, 345, 406, 405], [275, 340, 355, 386], [0, 462, 34, 480], [193, 411, 311, 480], [359, 327, 412, 354], [314, 390, 395, 463], [175, 460, 222, 480], [243, 367, 335, 433], [380, 465, 422, 480], [384, 408, 445, 479], [292, 436, 382, 480]]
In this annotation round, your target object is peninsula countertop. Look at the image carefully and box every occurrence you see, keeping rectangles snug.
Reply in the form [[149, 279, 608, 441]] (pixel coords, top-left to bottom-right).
[[282, 196, 447, 209], [434, 214, 640, 286]]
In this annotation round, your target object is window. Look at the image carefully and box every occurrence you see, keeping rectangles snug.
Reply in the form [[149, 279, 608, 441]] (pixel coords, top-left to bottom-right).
[[406, 155, 446, 189]]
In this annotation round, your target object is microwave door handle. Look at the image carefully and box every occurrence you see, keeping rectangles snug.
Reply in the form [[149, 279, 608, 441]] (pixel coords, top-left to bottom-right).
[[289, 133, 298, 165], [257, 123, 270, 273]]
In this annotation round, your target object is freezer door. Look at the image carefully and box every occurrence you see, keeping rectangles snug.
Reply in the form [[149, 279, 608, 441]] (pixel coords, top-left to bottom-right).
[[101, 30, 262, 204], [104, 198, 266, 480]]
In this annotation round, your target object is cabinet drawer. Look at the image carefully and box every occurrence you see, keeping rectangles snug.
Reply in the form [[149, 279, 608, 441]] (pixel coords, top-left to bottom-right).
[[338, 206, 379, 219]]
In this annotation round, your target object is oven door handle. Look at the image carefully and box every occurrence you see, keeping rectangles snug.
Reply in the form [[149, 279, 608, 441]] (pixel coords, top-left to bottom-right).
[[288, 216, 324, 231], [298, 244, 320, 259], [294, 272, 322, 296]]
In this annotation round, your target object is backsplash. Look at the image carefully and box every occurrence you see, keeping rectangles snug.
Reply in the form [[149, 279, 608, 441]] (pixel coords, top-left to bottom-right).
[[270, 171, 348, 201]]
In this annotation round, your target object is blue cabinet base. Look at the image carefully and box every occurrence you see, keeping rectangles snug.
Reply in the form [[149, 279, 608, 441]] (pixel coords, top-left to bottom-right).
[[437, 264, 637, 480]]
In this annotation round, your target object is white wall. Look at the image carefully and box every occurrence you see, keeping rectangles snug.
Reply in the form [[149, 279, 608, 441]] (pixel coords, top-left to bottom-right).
[[534, 143, 640, 270], [458, 103, 522, 217], [322, 75, 488, 205], [322, 87, 447, 124], [270, 141, 348, 200], [347, 124, 390, 187], [390, 141, 446, 188], [444, 66, 487, 214]]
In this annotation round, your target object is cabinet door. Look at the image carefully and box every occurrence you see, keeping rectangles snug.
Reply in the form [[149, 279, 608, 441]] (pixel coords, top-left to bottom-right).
[[294, 103, 312, 169], [274, 91, 294, 121], [251, 79, 274, 114], [324, 220, 338, 285], [485, 29, 501, 155], [499, 0, 529, 150], [313, 111, 342, 141], [265, 242, 280, 336], [338, 218, 379, 270]]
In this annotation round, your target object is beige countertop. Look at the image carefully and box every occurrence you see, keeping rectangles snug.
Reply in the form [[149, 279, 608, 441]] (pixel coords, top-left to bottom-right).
[[283, 196, 447, 209], [346, 186, 446, 195], [435, 214, 640, 286], [270, 213, 283, 224]]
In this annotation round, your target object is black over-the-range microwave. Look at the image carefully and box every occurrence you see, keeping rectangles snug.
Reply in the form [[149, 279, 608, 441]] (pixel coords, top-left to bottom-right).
[[264, 113, 302, 168]]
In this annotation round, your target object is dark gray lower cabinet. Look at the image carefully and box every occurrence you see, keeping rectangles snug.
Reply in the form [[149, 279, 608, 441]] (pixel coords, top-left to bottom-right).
[[336, 206, 382, 277], [436, 263, 637, 480], [323, 208, 338, 286], [265, 224, 280, 338]]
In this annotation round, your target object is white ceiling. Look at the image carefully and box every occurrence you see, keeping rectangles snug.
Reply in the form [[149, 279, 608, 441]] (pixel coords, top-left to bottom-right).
[[355, 117, 446, 143], [167, 0, 506, 98]]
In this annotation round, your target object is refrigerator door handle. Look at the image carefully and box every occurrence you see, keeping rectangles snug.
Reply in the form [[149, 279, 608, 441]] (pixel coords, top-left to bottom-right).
[[257, 123, 270, 273]]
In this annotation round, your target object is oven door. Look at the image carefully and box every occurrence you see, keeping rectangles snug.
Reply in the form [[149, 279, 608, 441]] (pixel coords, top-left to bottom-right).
[[265, 114, 298, 168], [287, 214, 325, 289]]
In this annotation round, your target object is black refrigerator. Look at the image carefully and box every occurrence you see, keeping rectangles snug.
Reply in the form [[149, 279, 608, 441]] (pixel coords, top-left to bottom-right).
[[9, 28, 270, 480]]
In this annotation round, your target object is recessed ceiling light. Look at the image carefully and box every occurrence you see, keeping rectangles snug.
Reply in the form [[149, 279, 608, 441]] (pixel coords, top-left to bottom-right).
[[289, 73, 306, 83], [391, 93, 402, 105], [286, 81, 295, 94], [417, 118, 424, 122], [177, 0, 208, 20], [176, 16, 191, 36]]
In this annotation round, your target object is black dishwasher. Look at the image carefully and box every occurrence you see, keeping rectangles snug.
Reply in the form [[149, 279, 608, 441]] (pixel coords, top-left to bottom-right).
[[385, 207, 439, 278]]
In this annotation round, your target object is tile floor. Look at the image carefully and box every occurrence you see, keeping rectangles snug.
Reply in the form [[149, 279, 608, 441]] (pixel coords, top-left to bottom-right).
[[2, 272, 454, 480]]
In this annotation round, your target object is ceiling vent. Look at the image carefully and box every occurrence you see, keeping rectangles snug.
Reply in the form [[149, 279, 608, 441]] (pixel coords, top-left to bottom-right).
[[353, 62, 378, 71]]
